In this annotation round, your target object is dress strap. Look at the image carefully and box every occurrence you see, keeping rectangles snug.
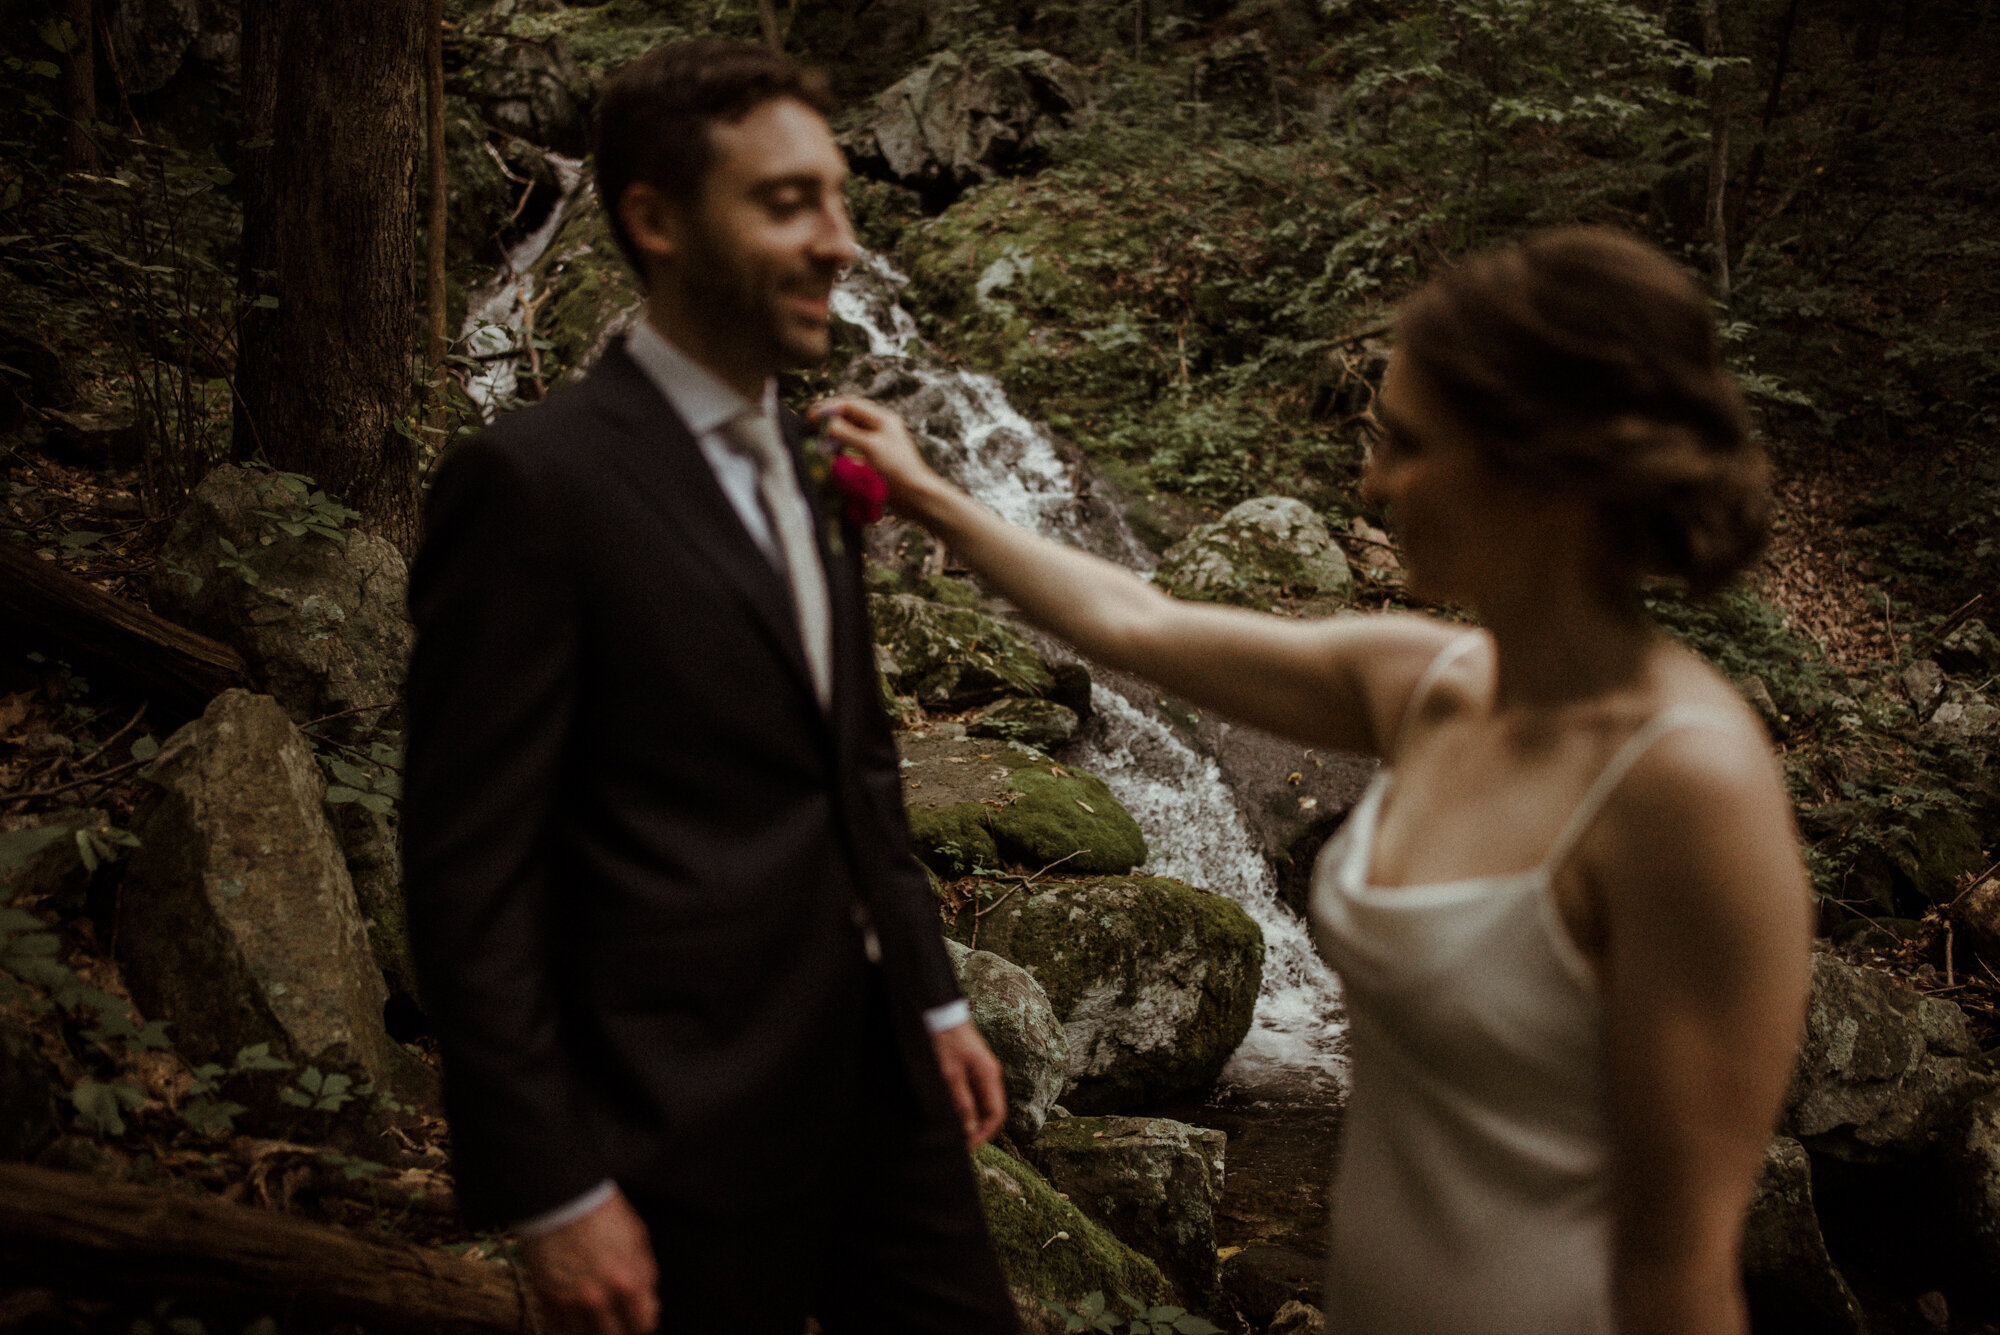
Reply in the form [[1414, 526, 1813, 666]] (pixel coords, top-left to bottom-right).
[[1390, 632, 1485, 757], [1537, 703, 1744, 873]]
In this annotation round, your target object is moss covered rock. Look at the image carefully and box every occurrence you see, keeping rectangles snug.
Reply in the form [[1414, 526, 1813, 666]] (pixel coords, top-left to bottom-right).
[[974, 1143, 1170, 1320], [951, 876, 1264, 1112], [899, 734, 1146, 876], [970, 696, 1081, 750], [1030, 1115, 1228, 1303], [870, 592, 1058, 709], [1156, 497, 1353, 611], [529, 196, 643, 382]]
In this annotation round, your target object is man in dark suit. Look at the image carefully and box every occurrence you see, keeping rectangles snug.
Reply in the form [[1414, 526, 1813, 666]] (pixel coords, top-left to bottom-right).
[[403, 40, 1018, 1335]]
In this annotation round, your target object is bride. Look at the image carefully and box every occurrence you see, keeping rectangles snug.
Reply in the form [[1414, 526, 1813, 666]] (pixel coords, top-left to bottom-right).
[[822, 226, 1813, 1334]]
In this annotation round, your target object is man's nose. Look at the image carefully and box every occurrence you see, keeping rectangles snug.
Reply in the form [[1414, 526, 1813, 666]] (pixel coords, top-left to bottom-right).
[[816, 197, 860, 267]]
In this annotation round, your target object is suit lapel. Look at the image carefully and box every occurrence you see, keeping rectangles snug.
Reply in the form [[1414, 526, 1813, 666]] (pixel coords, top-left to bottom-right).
[[783, 411, 866, 750], [585, 341, 826, 716]]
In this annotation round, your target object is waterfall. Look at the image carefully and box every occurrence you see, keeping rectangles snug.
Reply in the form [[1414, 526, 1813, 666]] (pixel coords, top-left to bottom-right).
[[461, 153, 587, 418], [833, 254, 1348, 1087]]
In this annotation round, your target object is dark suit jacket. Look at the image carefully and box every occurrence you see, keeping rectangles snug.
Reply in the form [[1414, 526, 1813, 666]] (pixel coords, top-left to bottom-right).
[[402, 337, 961, 1230]]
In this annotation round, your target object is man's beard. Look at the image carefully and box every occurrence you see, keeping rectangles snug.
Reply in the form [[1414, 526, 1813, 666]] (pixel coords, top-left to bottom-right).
[[677, 225, 831, 372]]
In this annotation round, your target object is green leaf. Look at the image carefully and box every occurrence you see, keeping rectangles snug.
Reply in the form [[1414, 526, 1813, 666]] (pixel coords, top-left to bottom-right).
[[180, 1099, 245, 1135], [0, 824, 72, 871], [6, 932, 61, 957], [71, 1079, 129, 1135], [59, 530, 105, 551], [254, 294, 279, 310], [324, 785, 363, 804], [326, 758, 370, 789], [1080, 1294, 1106, 1319], [130, 736, 160, 761], [299, 1067, 324, 1094], [216, 537, 239, 558], [29, 60, 60, 79], [76, 829, 98, 873], [278, 1088, 313, 1108], [233, 1042, 289, 1072], [0, 908, 44, 932], [356, 792, 395, 816], [1172, 1317, 1223, 1334]]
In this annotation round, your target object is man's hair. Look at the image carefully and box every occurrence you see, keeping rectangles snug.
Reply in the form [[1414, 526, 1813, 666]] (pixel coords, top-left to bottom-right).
[[593, 40, 836, 274]]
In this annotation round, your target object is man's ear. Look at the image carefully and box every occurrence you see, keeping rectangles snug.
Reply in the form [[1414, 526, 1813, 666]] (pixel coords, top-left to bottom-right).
[[618, 182, 683, 269]]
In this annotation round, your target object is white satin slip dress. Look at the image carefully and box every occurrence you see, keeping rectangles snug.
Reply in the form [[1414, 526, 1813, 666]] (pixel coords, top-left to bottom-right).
[[1307, 634, 1739, 1334]]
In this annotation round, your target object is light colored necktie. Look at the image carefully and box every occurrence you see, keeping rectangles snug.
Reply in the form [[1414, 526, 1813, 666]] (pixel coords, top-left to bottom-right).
[[720, 410, 833, 710]]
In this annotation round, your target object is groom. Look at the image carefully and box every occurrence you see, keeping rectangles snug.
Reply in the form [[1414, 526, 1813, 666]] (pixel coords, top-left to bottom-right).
[[403, 39, 1018, 1335]]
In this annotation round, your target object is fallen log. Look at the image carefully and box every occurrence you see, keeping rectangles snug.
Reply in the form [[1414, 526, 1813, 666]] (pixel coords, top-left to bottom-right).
[[0, 1163, 541, 1334], [0, 539, 247, 714]]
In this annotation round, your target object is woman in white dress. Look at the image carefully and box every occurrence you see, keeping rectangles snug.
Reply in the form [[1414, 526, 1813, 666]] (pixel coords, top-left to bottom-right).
[[824, 226, 1813, 1335]]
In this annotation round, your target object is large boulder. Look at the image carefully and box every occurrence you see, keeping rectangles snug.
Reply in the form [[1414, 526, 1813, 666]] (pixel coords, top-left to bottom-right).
[[1942, 1087, 2000, 1288], [900, 734, 1147, 877], [1030, 1115, 1228, 1303], [952, 875, 1264, 1111], [1784, 953, 1991, 1161], [872, 593, 1059, 711], [974, 1143, 1171, 1330], [462, 35, 593, 156], [153, 466, 411, 735], [844, 50, 1090, 205], [969, 697, 1080, 751], [1740, 1137, 1868, 1335], [0, 1017, 61, 1160], [1156, 497, 1353, 612], [947, 940, 1068, 1141], [116, 691, 418, 1103], [103, 0, 201, 95]]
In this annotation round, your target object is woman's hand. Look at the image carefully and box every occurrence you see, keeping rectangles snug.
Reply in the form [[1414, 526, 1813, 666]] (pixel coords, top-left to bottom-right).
[[812, 397, 953, 521]]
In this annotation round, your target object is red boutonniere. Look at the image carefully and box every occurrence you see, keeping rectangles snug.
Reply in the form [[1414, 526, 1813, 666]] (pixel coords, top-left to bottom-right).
[[804, 428, 888, 554]]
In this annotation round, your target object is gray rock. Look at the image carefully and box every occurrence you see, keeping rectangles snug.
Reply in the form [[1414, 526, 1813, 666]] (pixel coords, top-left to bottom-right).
[[1943, 1087, 2000, 1288], [329, 798, 420, 1017], [470, 36, 592, 156], [845, 50, 1089, 201], [1925, 684, 2000, 743], [116, 691, 417, 1103], [1740, 1137, 1867, 1335], [946, 939, 1068, 1139], [1784, 953, 1993, 1160], [1937, 619, 2000, 677], [0, 1018, 61, 1160], [104, 0, 200, 95], [1030, 1115, 1228, 1303], [871, 592, 1058, 710], [1902, 658, 1945, 716], [974, 1143, 1171, 1322], [44, 407, 146, 467], [1268, 1301, 1327, 1335], [899, 733, 1146, 877], [969, 696, 1079, 751], [153, 466, 410, 736], [954, 875, 1264, 1112], [1157, 498, 1353, 611]]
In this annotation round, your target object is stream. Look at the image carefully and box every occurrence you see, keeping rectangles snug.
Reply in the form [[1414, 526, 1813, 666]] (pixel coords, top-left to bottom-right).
[[469, 200, 1350, 1312]]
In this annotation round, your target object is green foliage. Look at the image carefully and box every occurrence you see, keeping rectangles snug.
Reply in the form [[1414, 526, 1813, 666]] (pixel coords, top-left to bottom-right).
[[1042, 1291, 1223, 1335], [279, 1066, 356, 1114]]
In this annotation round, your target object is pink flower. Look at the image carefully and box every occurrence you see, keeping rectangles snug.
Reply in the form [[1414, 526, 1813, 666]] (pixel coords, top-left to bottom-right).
[[828, 453, 889, 527]]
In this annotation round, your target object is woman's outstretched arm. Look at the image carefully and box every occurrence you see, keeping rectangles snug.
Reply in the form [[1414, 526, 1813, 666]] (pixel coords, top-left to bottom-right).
[[818, 397, 1458, 758]]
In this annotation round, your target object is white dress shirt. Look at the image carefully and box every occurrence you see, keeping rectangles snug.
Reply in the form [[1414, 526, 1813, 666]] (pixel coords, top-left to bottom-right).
[[514, 321, 970, 1238]]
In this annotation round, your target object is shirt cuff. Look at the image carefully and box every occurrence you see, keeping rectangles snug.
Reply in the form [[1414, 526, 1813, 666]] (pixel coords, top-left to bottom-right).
[[923, 999, 972, 1035], [514, 1179, 618, 1238]]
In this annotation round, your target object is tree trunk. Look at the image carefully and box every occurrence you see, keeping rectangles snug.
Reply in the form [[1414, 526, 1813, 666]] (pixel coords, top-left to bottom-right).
[[1739, 0, 1804, 208], [0, 541, 247, 716], [232, 0, 280, 468], [757, 0, 782, 50], [59, 0, 96, 173], [1699, 0, 1732, 302], [233, 0, 427, 553], [425, 0, 447, 375], [0, 1164, 542, 1335]]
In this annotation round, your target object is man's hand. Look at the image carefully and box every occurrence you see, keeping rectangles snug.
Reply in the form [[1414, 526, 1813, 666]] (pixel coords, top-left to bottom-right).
[[932, 1020, 1008, 1147], [520, 1187, 660, 1335]]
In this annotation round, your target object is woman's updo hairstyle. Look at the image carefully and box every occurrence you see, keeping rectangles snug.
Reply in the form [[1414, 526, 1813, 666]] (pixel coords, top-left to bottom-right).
[[1395, 227, 1767, 597]]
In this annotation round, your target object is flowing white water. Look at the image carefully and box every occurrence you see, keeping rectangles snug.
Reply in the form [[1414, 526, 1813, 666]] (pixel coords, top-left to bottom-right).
[[461, 153, 587, 419], [833, 254, 1348, 1085]]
